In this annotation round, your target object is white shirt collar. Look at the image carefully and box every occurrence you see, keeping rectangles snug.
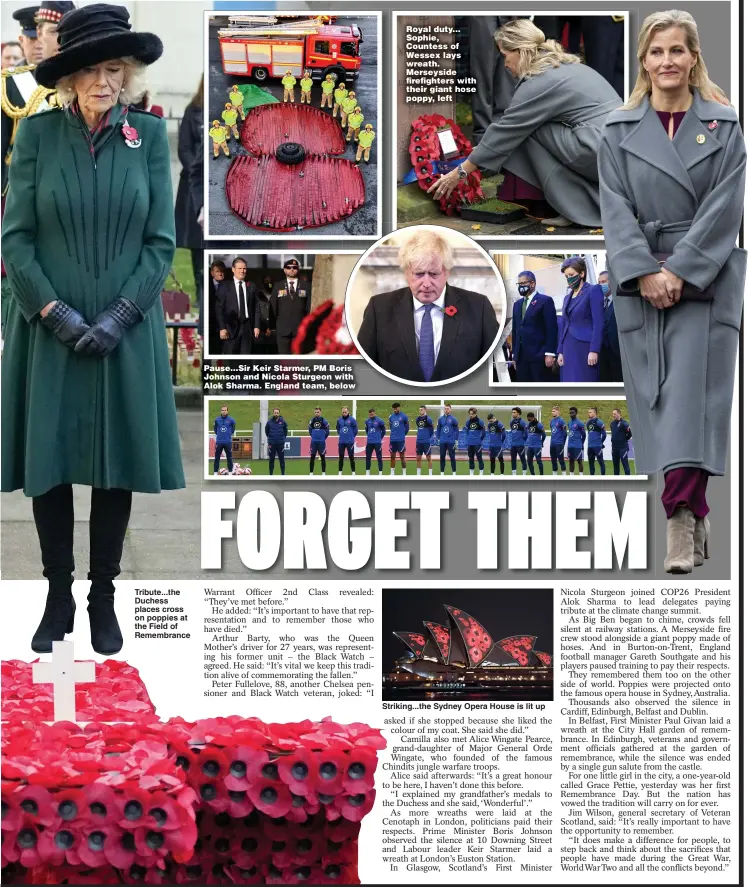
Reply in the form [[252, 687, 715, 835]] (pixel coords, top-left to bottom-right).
[[412, 287, 446, 312]]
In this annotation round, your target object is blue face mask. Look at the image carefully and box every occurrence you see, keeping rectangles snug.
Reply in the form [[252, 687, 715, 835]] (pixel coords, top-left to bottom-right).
[[601, 283, 610, 296]]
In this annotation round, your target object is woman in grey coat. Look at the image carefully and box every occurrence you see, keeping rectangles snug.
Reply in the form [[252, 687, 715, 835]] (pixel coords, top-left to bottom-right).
[[598, 10, 745, 573], [428, 19, 621, 227]]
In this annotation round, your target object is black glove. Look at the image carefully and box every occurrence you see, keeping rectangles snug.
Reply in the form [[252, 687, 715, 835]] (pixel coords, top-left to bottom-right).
[[74, 298, 143, 358], [40, 300, 90, 349]]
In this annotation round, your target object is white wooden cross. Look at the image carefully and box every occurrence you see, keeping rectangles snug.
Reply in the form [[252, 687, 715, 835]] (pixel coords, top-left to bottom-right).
[[32, 642, 96, 723]]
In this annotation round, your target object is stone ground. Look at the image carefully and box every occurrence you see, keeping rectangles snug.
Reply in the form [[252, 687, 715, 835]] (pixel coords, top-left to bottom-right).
[[206, 15, 379, 238], [1, 409, 213, 580]]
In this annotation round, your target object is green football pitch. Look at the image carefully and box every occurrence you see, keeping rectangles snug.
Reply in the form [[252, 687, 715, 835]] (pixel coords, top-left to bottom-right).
[[207, 458, 637, 477]]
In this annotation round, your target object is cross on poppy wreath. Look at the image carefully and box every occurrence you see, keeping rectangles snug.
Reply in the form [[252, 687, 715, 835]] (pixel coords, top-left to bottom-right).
[[409, 114, 483, 215], [226, 105, 366, 232], [1, 660, 385, 885]]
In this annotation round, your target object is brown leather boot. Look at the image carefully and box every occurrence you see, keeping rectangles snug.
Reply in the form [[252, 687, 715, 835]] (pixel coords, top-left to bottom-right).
[[664, 507, 696, 574], [693, 516, 710, 567]]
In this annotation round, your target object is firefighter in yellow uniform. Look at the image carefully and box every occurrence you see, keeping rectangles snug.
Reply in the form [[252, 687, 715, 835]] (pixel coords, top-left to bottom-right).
[[228, 84, 245, 120], [320, 74, 335, 109], [209, 119, 230, 158], [356, 123, 375, 163], [340, 91, 357, 129], [346, 106, 364, 143], [332, 82, 347, 119], [282, 71, 296, 103], [299, 70, 313, 104], [221, 102, 240, 139]]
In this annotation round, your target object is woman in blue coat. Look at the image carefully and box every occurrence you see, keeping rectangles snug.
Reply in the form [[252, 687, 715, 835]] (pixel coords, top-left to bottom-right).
[[557, 257, 605, 382]]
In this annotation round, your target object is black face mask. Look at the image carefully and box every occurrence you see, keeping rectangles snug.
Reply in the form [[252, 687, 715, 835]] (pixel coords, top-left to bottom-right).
[[518, 284, 533, 296]]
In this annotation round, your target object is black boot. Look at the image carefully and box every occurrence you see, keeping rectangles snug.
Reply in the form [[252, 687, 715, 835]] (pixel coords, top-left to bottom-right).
[[88, 488, 132, 656], [31, 485, 76, 653]]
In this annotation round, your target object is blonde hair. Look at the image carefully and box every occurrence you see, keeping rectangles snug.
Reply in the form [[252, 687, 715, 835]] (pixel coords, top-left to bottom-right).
[[398, 230, 455, 274], [624, 10, 729, 108], [494, 19, 580, 78], [56, 57, 148, 107]]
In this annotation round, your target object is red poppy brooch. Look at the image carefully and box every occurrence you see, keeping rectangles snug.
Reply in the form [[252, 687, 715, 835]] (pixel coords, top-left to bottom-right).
[[121, 119, 141, 149], [444, 305, 458, 317]]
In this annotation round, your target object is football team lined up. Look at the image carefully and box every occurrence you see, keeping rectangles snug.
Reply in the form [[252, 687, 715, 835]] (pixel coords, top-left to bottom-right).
[[256, 403, 633, 477]]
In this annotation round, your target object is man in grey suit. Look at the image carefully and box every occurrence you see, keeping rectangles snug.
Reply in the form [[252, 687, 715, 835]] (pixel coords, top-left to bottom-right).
[[356, 230, 500, 383]]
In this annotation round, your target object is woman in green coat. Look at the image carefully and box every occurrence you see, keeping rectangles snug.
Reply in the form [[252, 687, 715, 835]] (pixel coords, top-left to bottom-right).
[[1, 4, 185, 656]]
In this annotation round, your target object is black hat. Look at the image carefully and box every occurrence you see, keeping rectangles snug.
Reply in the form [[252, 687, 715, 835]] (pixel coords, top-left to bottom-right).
[[35, 3, 162, 88], [36, 2, 75, 26], [284, 258, 300, 268], [13, 6, 40, 38]]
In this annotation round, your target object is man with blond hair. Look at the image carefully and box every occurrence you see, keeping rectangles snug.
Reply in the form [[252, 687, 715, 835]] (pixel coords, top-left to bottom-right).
[[356, 230, 500, 383]]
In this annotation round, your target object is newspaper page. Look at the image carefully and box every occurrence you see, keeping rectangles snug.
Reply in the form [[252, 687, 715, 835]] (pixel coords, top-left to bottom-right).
[[0, 1, 743, 886]]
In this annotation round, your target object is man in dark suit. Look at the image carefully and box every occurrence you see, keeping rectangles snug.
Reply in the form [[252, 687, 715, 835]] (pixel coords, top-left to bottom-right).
[[356, 231, 500, 383], [510, 270, 558, 382], [215, 257, 260, 355], [270, 257, 311, 354], [598, 270, 623, 382]]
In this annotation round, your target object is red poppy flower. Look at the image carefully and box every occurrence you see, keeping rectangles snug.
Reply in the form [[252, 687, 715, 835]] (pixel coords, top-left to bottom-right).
[[102, 825, 138, 869], [224, 862, 264, 884], [286, 793, 319, 822], [188, 747, 230, 789], [247, 779, 292, 817], [229, 827, 269, 869], [319, 861, 359, 885], [224, 787, 252, 819], [276, 749, 315, 795], [122, 124, 139, 142], [224, 746, 269, 792], [444, 305, 458, 317], [341, 749, 377, 793], [116, 786, 153, 830], [77, 821, 122, 868], [312, 749, 347, 794], [289, 831, 321, 865], [332, 790, 375, 823], [321, 836, 357, 866]]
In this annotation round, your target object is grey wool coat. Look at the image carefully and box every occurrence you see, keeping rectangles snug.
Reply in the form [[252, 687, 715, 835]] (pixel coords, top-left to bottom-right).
[[468, 62, 622, 226], [598, 91, 746, 477]]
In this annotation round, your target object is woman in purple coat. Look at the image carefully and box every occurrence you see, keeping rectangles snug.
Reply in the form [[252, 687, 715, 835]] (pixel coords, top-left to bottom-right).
[[557, 256, 605, 382]]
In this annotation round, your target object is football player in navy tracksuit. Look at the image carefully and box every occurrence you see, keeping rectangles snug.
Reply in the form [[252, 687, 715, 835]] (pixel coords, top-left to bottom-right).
[[507, 407, 528, 475], [586, 407, 607, 475], [463, 407, 486, 475], [308, 407, 330, 475], [525, 412, 546, 475], [549, 406, 568, 475], [214, 405, 236, 474], [610, 408, 632, 476], [437, 403, 460, 474], [486, 413, 507, 475], [415, 406, 435, 476], [265, 407, 288, 476], [337, 406, 358, 475], [364, 408, 386, 475], [389, 403, 410, 475], [567, 407, 586, 475]]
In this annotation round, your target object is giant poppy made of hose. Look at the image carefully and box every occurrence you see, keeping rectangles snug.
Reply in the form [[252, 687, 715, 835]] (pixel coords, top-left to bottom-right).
[[409, 114, 483, 215], [226, 104, 365, 232]]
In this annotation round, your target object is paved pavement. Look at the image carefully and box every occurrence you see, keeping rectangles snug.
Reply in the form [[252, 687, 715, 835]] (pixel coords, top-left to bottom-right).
[[1, 409, 208, 581], [206, 14, 379, 237]]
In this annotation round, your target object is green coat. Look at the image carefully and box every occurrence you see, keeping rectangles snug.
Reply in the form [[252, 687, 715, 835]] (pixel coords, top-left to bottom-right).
[[1, 105, 185, 497]]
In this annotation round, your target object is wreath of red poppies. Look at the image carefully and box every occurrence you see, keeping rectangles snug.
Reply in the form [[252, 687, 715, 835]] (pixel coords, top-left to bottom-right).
[[1, 660, 385, 885], [409, 114, 483, 215]]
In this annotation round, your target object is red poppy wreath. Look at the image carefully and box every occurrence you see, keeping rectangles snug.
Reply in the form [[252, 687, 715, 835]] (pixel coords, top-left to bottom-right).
[[1, 659, 385, 885]]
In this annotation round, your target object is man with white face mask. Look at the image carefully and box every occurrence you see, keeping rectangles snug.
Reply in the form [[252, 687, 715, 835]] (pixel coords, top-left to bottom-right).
[[357, 230, 500, 383], [510, 270, 558, 382]]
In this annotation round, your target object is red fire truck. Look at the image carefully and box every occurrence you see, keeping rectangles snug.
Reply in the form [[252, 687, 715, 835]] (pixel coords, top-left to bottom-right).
[[218, 21, 363, 85]]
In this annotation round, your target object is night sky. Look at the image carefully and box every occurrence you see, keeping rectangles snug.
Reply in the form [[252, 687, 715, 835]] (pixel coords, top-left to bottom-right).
[[381, 587, 554, 671]]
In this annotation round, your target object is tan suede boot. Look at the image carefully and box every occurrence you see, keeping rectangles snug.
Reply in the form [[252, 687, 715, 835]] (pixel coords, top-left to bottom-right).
[[693, 516, 710, 567], [664, 506, 696, 574]]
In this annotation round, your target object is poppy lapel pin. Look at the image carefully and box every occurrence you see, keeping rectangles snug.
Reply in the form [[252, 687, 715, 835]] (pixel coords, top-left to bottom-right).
[[708, 120, 718, 131], [121, 119, 141, 149], [444, 305, 458, 317]]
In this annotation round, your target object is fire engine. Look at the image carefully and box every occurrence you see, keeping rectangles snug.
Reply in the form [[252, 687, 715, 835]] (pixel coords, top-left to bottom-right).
[[217, 17, 362, 85]]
